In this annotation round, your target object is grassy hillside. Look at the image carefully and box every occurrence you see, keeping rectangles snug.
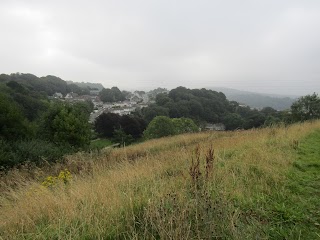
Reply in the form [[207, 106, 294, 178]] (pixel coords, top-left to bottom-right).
[[1, 121, 320, 239]]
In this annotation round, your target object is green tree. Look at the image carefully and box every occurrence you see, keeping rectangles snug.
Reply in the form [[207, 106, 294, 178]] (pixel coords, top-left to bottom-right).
[[99, 88, 115, 102], [172, 118, 198, 134], [244, 111, 266, 129], [99, 87, 125, 103], [72, 101, 94, 118], [291, 93, 320, 121], [6, 81, 27, 94], [94, 112, 121, 138], [111, 87, 125, 101], [67, 83, 90, 95], [261, 107, 277, 116], [120, 115, 146, 139], [223, 113, 244, 130], [141, 104, 169, 123], [264, 115, 282, 126], [156, 93, 171, 106], [143, 116, 176, 139], [41, 102, 91, 148], [113, 128, 134, 147], [0, 93, 31, 140]]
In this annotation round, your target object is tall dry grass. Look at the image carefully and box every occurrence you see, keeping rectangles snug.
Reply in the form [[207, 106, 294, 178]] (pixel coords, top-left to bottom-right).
[[1, 121, 320, 239]]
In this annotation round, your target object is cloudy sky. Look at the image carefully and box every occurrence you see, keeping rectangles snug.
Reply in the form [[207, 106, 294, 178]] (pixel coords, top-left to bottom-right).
[[1, 0, 320, 95]]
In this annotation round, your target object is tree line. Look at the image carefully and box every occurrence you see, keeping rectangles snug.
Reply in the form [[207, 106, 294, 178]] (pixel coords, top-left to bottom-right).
[[1, 74, 319, 170], [0, 78, 93, 169], [136, 86, 286, 130], [94, 86, 320, 140], [0, 73, 91, 96]]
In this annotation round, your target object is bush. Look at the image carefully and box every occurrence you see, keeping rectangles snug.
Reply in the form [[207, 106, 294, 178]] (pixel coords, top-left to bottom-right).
[[172, 117, 198, 134], [113, 128, 134, 147], [40, 102, 92, 149], [0, 139, 71, 169], [143, 116, 176, 139], [14, 139, 71, 164], [143, 116, 198, 139], [0, 140, 19, 169]]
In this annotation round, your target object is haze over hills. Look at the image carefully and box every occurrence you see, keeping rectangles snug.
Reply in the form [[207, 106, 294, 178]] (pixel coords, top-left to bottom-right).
[[66, 81, 104, 91], [211, 87, 297, 111]]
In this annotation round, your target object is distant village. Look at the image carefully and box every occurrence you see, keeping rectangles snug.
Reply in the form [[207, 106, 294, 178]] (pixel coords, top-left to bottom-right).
[[50, 88, 228, 131], [50, 89, 162, 123]]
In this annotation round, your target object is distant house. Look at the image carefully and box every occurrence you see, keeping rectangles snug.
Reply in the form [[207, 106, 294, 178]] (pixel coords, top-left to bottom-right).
[[110, 107, 135, 116], [130, 95, 142, 102], [90, 89, 100, 96], [239, 104, 247, 108], [93, 96, 101, 102], [94, 101, 103, 108], [205, 123, 226, 131], [53, 92, 63, 99], [112, 102, 129, 108], [78, 95, 91, 100], [65, 92, 79, 99]]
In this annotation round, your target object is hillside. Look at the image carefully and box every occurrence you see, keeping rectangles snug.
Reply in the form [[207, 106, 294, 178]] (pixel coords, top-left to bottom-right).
[[144, 86, 284, 130], [0, 73, 92, 96], [66, 80, 104, 91], [211, 87, 297, 110], [1, 121, 320, 239]]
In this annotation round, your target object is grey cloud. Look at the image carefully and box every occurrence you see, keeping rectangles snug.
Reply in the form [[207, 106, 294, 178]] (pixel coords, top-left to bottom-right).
[[1, 0, 320, 95]]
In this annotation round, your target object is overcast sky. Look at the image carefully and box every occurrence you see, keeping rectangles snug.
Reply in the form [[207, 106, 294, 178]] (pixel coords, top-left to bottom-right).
[[1, 0, 320, 96]]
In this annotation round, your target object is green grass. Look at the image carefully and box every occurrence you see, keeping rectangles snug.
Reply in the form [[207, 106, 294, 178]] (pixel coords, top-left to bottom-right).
[[261, 129, 320, 239], [90, 138, 113, 150], [1, 122, 320, 239]]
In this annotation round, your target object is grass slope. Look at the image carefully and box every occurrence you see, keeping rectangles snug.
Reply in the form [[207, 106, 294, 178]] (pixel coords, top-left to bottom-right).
[[272, 129, 320, 238], [245, 129, 320, 239], [0, 121, 320, 239]]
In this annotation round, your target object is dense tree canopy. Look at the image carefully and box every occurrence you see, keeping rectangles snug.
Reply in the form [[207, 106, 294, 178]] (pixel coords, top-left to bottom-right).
[[223, 113, 245, 130], [152, 87, 229, 122], [120, 115, 147, 139], [94, 113, 121, 138], [291, 93, 320, 121], [141, 104, 169, 123], [139, 86, 299, 130], [0, 73, 92, 97], [40, 102, 92, 148], [67, 83, 90, 95], [99, 87, 126, 103], [0, 93, 32, 140], [0, 78, 94, 169], [94, 112, 146, 140], [143, 116, 176, 139], [143, 116, 198, 139], [6, 81, 48, 121], [172, 117, 199, 134], [141, 87, 269, 129]]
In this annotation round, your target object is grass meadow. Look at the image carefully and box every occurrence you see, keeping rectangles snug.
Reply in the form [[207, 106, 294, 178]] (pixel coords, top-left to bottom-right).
[[1, 121, 320, 239]]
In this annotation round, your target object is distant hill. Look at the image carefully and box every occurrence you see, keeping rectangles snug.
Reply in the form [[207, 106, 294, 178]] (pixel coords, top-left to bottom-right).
[[0, 73, 94, 96], [67, 81, 104, 91], [211, 87, 297, 110]]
